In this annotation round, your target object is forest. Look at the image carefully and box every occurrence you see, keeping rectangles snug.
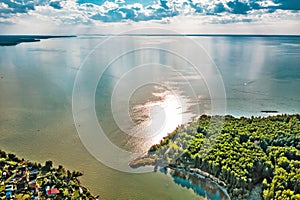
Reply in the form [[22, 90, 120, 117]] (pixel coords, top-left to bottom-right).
[[135, 114, 300, 200]]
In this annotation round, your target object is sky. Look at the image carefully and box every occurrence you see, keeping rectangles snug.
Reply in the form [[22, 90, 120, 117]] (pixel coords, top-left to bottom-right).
[[0, 0, 299, 34]]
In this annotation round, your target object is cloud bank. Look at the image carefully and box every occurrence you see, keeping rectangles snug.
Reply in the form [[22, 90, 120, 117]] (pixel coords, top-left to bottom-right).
[[0, 0, 299, 33]]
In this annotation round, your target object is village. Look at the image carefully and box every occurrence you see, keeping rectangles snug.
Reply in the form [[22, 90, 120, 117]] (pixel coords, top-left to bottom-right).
[[0, 149, 98, 199]]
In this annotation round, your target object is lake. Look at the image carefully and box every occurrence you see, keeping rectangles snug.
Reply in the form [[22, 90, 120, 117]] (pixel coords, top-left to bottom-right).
[[0, 35, 299, 199]]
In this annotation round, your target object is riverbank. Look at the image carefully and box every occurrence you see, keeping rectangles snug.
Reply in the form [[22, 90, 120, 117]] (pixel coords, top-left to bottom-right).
[[0, 148, 98, 199], [130, 114, 300, 199]]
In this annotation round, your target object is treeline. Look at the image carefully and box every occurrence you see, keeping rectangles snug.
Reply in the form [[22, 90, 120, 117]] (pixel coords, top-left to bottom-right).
[[145, 114, 300, 199]]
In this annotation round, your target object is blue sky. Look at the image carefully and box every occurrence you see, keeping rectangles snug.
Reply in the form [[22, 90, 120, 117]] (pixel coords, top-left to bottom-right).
[[0, 0, 299, 34]]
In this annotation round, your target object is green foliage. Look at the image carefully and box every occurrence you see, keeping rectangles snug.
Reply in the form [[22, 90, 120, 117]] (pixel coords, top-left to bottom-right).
[[146, 114, 300, 199]]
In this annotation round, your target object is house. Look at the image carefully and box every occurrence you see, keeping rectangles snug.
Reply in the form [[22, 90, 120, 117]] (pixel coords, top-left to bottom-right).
[[6, 191, 12, 199], [5, 184, 14, 192], [47, 188, 59, 197]]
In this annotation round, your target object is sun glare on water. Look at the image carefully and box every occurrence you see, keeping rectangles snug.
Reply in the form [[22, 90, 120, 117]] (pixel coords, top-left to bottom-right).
[[129, 87, 193, 148]]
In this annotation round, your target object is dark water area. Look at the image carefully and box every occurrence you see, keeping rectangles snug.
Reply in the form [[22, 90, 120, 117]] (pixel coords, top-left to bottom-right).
[[171, 172, 229, 200]]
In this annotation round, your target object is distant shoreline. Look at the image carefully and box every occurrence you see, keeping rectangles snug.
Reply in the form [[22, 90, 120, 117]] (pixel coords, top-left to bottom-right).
[[0, 35, 76, 46], [78, 34, 300, 37], [1, 34, 298, 46]]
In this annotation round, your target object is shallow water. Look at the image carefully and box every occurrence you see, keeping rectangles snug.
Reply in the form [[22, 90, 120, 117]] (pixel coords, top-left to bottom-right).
[[0, 35, 299, 199]]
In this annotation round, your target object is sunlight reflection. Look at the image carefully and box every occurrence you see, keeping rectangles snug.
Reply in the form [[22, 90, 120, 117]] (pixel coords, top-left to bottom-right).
[[129, 86, 193, 146]]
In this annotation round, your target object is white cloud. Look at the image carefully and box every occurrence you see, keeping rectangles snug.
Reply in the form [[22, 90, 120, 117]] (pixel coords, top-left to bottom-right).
[[0, 0, 299, 34], [0, 2, 9, 9]]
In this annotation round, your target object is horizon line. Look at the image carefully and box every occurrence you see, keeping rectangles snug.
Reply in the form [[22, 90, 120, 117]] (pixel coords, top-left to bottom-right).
[[78, 33, 300, 37], [1, 34, 300, 37]]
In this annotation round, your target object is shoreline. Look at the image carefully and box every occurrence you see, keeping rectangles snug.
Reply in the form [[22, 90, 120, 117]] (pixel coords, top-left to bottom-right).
[[129, 159, 230, 199], [167, 166, 231, 200]]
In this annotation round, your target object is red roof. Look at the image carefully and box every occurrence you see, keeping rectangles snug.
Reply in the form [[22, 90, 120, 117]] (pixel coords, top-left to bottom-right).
[[47, 188, 59, 195]]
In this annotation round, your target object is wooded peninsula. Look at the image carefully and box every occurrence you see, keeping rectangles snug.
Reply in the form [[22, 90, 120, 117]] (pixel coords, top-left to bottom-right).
[[131, 114, 300, 200]]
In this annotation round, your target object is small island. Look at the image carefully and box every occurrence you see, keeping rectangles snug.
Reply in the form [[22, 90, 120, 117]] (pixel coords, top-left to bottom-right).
[[0, 149, 98, 199], [130, 114, 300, 200]]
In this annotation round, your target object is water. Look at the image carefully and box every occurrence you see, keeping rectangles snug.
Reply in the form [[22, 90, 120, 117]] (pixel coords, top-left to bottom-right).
[[0, 35, 299, 200]]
